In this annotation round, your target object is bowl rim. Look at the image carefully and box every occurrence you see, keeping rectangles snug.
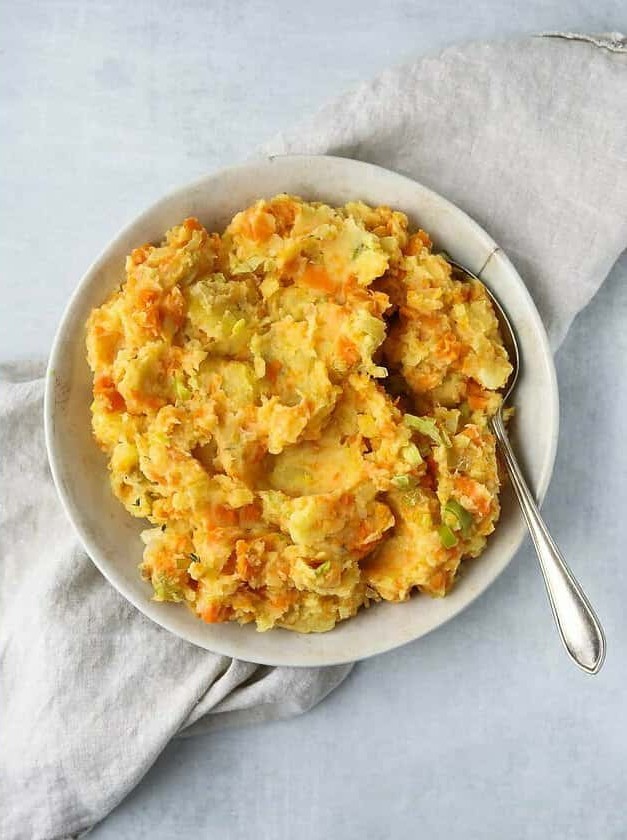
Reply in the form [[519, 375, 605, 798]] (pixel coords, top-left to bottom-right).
[[44, 154, 559, 666]]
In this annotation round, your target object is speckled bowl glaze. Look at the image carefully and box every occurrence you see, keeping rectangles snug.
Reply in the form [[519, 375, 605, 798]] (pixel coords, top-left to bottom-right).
[[44, 155, 559, 666]]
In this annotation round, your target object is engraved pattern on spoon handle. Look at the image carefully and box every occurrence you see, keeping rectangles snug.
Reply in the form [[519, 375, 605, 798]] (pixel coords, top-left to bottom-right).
[[490, 411, 606, 674]]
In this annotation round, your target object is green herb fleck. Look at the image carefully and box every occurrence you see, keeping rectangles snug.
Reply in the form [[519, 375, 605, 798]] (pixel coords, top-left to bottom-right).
[[134, 498, 141, 507], [189, 552, 200, 563]]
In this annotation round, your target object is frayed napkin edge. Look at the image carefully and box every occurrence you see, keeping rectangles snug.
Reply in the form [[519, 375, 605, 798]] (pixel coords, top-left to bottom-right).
[[539, 31, 627, 53]]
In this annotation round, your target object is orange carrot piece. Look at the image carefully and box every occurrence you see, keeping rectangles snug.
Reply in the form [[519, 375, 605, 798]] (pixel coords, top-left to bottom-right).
[[301, 264, 336, 294], [93, 375, 126, 413], [337, 336, 360, 366]]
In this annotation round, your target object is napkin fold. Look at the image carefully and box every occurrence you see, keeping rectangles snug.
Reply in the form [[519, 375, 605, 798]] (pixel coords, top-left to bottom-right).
[[2, 32, 626, 840]]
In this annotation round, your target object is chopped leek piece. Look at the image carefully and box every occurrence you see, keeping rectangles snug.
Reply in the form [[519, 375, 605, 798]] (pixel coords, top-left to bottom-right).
[[173, 374, 191, 402], [391, 474, 416, 490], [315, 560, 331, 576], [231, 318, 246, 338], [153, 575, 183, 602], [438, 523, 458, 549], [444, 499, 473, 535], [402, 443, 423, 466], [403, 414, 451, 447]]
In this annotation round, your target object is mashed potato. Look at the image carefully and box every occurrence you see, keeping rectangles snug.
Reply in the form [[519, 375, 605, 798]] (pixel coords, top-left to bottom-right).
[[86, 195, 512, 632]]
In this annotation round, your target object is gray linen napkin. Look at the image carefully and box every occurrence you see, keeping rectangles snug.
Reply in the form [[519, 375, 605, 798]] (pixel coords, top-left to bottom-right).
[[265, 32, 627, 350], [1, 32, 626, 840]]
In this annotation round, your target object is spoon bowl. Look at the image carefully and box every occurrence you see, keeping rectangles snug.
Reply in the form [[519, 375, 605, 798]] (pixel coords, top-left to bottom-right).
[[448, 257, 520, 402]]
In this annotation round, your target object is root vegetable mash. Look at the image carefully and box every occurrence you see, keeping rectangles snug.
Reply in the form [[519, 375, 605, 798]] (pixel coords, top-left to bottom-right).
[[86, 195, 512, 632]]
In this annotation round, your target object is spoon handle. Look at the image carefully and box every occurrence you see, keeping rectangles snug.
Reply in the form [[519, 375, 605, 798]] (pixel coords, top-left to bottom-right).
[[490, 412, 606, 674]]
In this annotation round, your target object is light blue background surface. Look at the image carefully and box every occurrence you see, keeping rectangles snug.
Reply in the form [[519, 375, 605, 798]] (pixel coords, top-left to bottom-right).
[[2, 2, 626, 838]]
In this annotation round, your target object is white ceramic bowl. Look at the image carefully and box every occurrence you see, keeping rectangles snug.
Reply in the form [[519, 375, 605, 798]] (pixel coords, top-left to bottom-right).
[[45, 155, 559, 666]]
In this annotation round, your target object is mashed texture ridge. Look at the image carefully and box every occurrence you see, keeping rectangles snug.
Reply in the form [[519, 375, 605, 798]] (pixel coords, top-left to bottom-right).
[[86, 196, 512, 632]]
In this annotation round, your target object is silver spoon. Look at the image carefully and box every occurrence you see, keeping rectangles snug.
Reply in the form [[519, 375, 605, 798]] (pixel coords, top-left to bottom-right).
[[446, 255, 606, 674]]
